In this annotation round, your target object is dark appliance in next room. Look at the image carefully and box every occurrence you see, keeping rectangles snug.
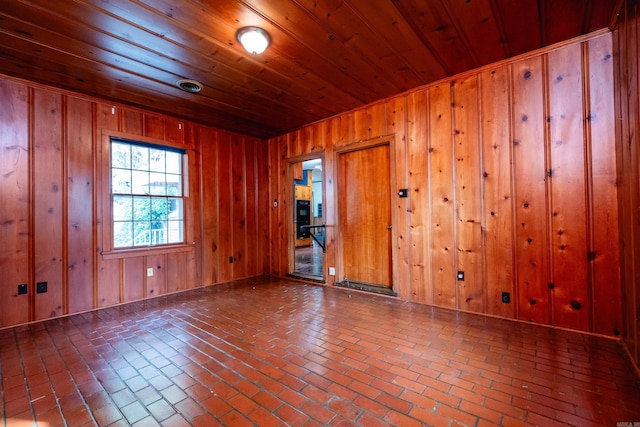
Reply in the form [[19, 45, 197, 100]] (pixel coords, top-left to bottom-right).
[[296, 200, 311, 239]]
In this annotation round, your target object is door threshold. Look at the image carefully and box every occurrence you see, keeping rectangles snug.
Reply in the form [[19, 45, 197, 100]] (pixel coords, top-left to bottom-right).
[[335, 280, 397, 297], [287, 273, 325, 284]]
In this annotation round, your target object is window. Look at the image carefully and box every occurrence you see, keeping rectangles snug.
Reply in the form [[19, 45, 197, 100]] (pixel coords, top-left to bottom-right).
[[111, 138, 185, 248]]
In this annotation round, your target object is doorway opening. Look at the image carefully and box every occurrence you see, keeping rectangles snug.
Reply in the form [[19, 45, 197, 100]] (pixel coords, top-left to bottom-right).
[[292, 158, 324, 280]]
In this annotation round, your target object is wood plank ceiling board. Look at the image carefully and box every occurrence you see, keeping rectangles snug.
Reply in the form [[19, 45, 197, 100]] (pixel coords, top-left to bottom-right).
[[0, 0, 618, 138]]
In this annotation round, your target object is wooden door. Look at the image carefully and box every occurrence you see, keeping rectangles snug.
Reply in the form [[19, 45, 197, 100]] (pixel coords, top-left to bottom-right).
[[337, 143, 392, 289]]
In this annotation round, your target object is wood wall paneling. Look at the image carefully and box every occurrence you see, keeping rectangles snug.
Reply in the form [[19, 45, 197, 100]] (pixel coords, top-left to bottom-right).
[[479, 66, 515, 319], [122, 109, 143, 135], [96, 104, 121, 308], [201, 127, 219, 286], [146, 254, 166, 298], [33, 90, 64, 321], [547, 43, 589, 331], [244, 139, 258, 277], [619, 6, 638, 360], [614, 0, 640, 368], [217, 133, 234, 283], [144, 114, 165, 140], [453, 75, 484, 312], [387, 97, 411, 301], [257, 138, 271, 276], [123, 257, 144, 302], [165, 117, 184, 146], [0, 81, 30, 328], [275, 134, 290, 276], [407, 90, 430, 303], [167, 252, 186, 294], [232, 137, 247, 278], [267, 31, 622, 337], [323, 119, 339, 285], [428, 84, 457, 308], [0, 75, 268, 329], [511, 56, 550, 325], [586, 33, 620, 337], [185, 122, 202, 289], [66, 96, 94, 313]]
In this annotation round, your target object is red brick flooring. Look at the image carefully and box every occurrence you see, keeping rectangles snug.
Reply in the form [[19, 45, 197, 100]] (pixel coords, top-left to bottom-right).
[[1, 277, 639, 426]]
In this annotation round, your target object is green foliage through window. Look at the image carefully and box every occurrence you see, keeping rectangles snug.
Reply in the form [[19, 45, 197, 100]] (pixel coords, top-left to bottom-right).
[[111, 139, 185, 248]]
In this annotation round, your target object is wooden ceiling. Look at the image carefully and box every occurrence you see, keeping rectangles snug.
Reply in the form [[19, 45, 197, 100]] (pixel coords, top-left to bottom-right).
[[0, 0, 619, 138]]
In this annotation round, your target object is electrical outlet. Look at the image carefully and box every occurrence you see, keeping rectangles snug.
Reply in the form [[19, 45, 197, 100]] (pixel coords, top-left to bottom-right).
[[18, 284, 27, 295], [36, 282, 47, 293], [147, 267, 154, 277], [457, 271, 464, 281], [501, 292, 510, 303], [328, 267, 336, 276]]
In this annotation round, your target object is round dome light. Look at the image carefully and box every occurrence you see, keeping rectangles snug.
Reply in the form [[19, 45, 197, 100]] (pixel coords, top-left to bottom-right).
[[237, 26, 271, 55]]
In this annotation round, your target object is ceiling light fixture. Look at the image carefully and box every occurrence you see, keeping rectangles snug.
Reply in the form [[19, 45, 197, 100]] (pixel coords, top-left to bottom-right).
[[236, 26, 271, 55]]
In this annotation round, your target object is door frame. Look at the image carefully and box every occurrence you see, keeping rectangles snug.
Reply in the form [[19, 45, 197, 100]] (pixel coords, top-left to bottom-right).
[[287, 152, 325, 280], [334, 135, 399, 293]]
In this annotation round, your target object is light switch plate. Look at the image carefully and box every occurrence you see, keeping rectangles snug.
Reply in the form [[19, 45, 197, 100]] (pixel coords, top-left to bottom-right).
[[147, 267, 154, 277]]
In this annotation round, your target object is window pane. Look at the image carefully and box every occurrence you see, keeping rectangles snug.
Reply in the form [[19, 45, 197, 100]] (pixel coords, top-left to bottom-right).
[[134, 221, 151, 246], [132, 170, 149, 194], [114, 221, 133, 248], [166, 173, 181, 196], [166, 152, 181, 174], [112, 168, 131, 194], [133, 197, 150, 220], [112, 143, 131, 168], [152, 222, 167, 245], [151, 197, 168, 222], [168, 220, 184, 244], [150, 149, 165, 172], [169, 198, 183, 220], [113, 196, 133, 221], [149, 172, 166, 195], [131, 145, 149, 171]]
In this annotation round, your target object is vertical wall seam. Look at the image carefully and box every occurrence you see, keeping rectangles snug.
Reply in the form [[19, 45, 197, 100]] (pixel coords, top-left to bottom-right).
[[582, 41, 596, 333], [478, 73, 488, 314], [426, 90, 435, 305], [450, 81, 459, 310], [62, 95, 69, 315], [28, 87, 35, 322], [542, 53, 554, 326], [91, 103, 98, 308], [508, 64, 519, 320]]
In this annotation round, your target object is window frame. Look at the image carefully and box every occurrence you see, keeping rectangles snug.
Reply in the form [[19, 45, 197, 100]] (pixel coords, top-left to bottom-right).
[[100, 131, 192, 259]]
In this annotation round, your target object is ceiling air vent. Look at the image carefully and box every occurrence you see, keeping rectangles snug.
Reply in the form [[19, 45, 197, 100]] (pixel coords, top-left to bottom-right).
[[176, 79, 203, 93]]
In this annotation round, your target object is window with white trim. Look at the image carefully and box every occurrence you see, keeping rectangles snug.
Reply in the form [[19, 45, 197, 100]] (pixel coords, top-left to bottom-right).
[[110, 138, 185, 248]]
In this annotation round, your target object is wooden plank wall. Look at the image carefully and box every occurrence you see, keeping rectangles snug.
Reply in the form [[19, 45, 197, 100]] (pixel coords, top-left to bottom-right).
[[267, 31, 621, 336], [613, 0, 640, 371], [0, 77, 269, 329]]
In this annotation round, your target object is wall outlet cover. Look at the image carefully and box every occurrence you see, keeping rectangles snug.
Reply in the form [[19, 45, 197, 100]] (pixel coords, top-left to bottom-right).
[[147, 267, 154, 277], [328, 267, 336, 276], [36, 282, 47, 293]]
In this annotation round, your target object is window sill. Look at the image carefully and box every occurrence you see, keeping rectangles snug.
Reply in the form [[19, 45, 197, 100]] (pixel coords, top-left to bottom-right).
[[101, 243, 195, 260]]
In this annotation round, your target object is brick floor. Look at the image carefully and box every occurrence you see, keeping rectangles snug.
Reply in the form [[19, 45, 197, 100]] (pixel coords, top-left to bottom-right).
[[1, 277, 639, 426]]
